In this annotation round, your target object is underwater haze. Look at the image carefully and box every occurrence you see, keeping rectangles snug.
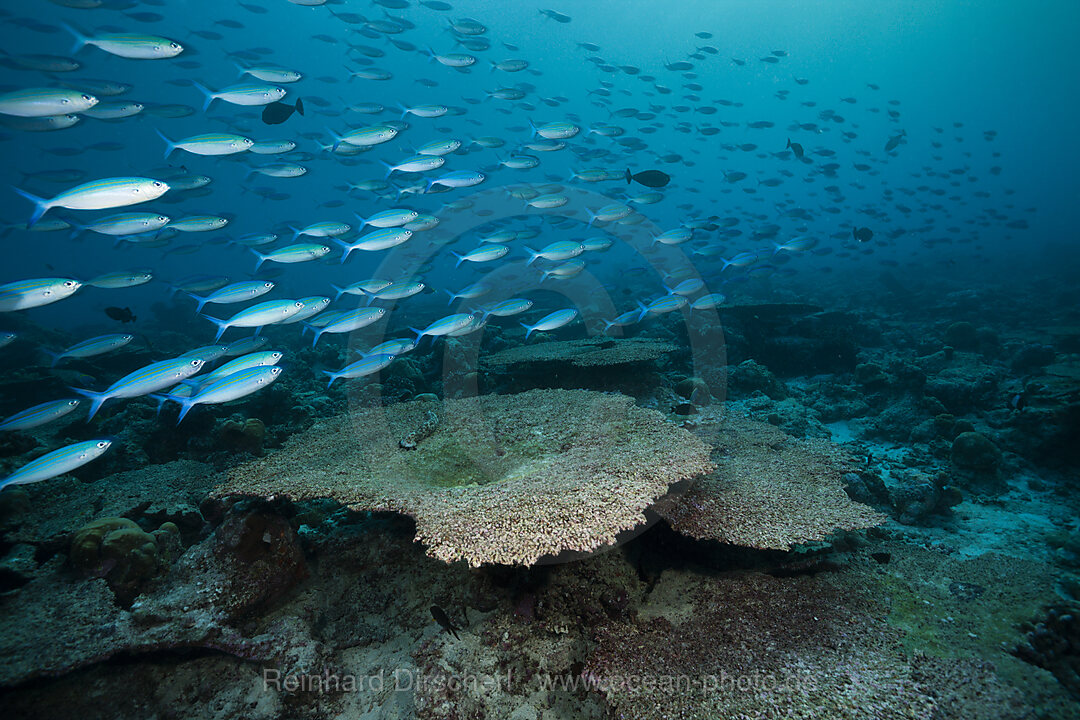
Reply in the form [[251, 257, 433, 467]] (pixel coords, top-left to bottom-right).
[[1, 1, 1079, 719]]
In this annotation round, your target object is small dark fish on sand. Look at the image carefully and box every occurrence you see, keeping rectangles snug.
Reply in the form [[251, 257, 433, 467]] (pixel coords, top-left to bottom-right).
[[626, 168, 670, 188], [852, 226, 874, 243], [870, 552, 891, 565], [430, 605, 460, 639], [105, 306, 136, 323], [262, 98, 304, 125]]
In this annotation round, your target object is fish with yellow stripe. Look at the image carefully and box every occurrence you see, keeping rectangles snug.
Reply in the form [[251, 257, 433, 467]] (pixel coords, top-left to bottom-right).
[[13, 177, 169, 226], [0, 439, 113, 491], [154, 366, 283, 423], [72, 357, 206, 420]]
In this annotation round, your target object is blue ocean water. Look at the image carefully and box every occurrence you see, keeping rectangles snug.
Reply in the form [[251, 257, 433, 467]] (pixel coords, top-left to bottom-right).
[[1, 1, 1079, 718]]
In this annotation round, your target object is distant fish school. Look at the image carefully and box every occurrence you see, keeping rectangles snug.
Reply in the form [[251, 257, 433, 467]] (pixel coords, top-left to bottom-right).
[[0, 0, 1026, 493]]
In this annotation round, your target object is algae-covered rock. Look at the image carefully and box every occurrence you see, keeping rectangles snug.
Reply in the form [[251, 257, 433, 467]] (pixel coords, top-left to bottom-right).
[[217, 417, 267, 455], [855, 362, 889, 388], [945, 321, 979, 350], [950, 431, 1005, 494], [70, 517, 179, 605], [951, 431, 1002, 471], [728, 359, 787, 399]]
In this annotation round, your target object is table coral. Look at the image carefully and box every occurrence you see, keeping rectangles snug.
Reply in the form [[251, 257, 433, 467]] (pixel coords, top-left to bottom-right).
[[660, 409, 886, 549], [213, 389, 715, 567]]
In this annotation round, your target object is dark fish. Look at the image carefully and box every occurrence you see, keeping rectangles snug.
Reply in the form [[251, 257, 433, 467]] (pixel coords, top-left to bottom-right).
[[672, 402, 696, 416], [430, 605, 459, 639], [853, 226, 874, 243], [626, 168, 670, 188], [539, 9, 572, 22], [785, 138, 804, 159], [870, 552, 891, 565], [1008, 392, 1026, 412], [261, 98, 304, 125], [884, 130, 906, 152], [105, 306, 136, 323]]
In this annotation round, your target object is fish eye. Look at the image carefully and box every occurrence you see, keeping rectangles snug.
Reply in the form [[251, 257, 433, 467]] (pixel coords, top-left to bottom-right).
[[61, 98, 69, 104], [97, 441, 108, 448]]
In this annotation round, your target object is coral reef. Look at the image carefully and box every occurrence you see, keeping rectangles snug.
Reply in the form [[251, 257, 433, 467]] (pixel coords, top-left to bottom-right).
[[0, 507, 313, 687], [1, 459, 216, 548], [1014, 606, 1080, 698], [213, 389, 715, 566]]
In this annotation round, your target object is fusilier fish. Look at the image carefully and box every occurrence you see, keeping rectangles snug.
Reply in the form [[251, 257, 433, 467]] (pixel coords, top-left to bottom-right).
[[14, 177, 169, 226], [368, 281, 425, 302], [0, 399, 82, 431], [187, 281, 275, 313], [204, 299, 307, 340], [354, 209, 419, 229], [0, 87, 97, 117], [521, 309, 578, 338], [525, 241, 584, 265], [85, 270, 152, 290], [0, 278, 82, 312], [411, 313, 475, 343], [222, 337, 271, 357], [157, 366, 283, 423], [277, 296, 331, 325], [451, 244, 508, 267], [251, 244, 331, 271], [323, 354, 396, 387], [65, 24, 183, 59], [193, 82, 286, 111], [305, 308, 385, 347], [479, 298, 533, 319], [157, 130, 253, 158], [180, 344, 230, 363], [0, 439, 113, 491], [357, 339, 417, 358], [191, 351, 284, 387], [335, 228, 412, 261], [73, 357, 206, 419], [71, 212, 170, 237]]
